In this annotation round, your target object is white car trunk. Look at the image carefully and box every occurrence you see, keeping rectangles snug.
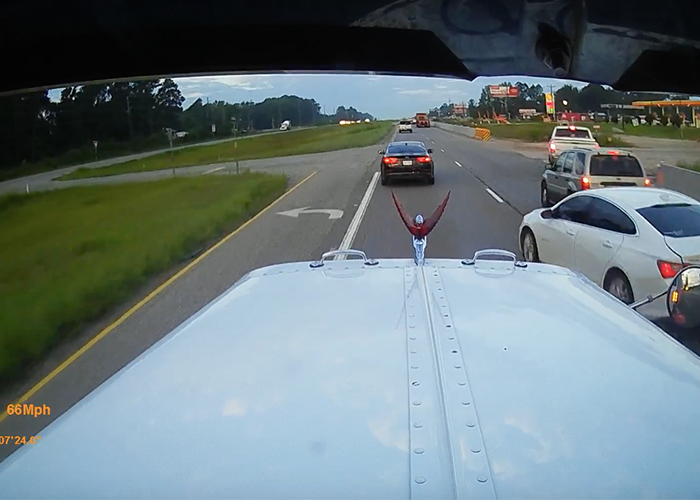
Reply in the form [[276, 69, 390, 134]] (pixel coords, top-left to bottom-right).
[[664, 236, 700, 264]]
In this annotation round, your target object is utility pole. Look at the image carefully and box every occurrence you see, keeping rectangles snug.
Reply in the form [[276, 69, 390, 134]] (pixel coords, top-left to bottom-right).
[[126, 95, 134, 140]]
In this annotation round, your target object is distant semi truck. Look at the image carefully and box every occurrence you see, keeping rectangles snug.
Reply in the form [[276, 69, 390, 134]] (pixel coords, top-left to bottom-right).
[[415, 113, 430, 128], [280, 120, 291, 131]]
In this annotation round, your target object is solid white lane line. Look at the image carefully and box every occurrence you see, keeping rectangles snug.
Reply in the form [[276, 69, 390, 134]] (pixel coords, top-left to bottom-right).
[[336, 171, 380, 259], [454, 161, 463, 168], [441, 149, 445, 152], [485, 188, 504, 203], [204, 166, 225, 174]]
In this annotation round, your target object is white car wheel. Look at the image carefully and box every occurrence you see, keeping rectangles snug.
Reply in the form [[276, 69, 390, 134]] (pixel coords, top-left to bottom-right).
[[521, 230, 539, 262], [605, 271, 634, 305]]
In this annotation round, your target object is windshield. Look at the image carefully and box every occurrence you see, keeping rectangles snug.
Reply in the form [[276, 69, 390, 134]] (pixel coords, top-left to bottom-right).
[[554, 128, 593, 139], [386, 144, 427, 156], [637, 203, 700, 237], [589, 155, 644, 177], [2, 70, 700, 473]]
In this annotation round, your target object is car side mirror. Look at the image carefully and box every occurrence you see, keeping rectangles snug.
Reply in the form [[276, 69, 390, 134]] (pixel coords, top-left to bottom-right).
[[427, 148, 434, 153], [540, 209, 553, 219], [667, 266, 700, 329], [378, 150, 385, 155]]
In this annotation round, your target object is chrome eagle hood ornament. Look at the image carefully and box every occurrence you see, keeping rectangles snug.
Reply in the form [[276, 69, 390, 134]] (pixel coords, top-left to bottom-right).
[[391, 190, 451, 265]]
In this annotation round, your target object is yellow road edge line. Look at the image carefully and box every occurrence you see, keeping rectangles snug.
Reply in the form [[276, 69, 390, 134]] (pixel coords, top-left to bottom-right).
[[0, 170, 319, 424]]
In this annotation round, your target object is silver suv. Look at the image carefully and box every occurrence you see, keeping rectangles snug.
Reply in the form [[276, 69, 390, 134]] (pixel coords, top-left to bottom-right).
[[541, 148, 650, 207]]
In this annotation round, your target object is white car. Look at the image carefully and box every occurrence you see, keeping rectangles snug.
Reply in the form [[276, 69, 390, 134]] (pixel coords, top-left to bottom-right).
[[519, 187, 700, 315], [398, 120, 413, 133]]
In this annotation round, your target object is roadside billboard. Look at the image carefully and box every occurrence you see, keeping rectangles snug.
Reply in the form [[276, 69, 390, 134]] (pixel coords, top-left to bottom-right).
[[489, 85, 519, 98], [545, 93, 555, 114]]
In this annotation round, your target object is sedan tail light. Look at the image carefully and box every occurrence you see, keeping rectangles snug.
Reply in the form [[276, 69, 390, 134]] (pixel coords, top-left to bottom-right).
[[657, 260, 686, 279], [416, 156, 431, 163], [383, 157, 398, 165]]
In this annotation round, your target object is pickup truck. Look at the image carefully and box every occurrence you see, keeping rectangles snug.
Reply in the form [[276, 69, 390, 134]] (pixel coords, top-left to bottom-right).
[[547, 125, 599, 165]]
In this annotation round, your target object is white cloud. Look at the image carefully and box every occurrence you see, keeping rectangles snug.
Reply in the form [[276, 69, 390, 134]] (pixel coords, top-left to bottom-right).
[[222, 399, 248, 417], [398, 89, 432, 95], [178, 75, 273, 91], [183, 91, 205, 99]]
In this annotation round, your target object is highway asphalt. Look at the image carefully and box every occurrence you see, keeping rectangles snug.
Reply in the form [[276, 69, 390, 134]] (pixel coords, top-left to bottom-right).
[[1, 125, 698, 462]]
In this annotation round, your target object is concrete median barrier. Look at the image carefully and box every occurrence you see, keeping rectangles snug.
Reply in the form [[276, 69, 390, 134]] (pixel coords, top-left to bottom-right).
[[434, 122, 490, 141], [656, 162, 700, 200]]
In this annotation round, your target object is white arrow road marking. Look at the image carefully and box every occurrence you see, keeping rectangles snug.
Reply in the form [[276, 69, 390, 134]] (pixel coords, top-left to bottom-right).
[[336, 171, 380, 260], [204, 166, 225, 174], [454, 161, 463, 168], [485, 188, 504, 203], [276, 207, 344, 219]]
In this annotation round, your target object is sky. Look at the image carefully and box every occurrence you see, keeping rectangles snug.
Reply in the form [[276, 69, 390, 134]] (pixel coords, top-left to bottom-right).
[[48, 73, 587, 120]]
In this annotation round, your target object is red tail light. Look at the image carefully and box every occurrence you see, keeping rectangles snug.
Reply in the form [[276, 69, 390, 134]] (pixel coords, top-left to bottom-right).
[[644, 178, 651, 186], [549, 142, 556, 152], [383, 157, 398, 165], [580, 176, 590, 190], [416, 156, 431, 163], [657, 260, 686, 279]]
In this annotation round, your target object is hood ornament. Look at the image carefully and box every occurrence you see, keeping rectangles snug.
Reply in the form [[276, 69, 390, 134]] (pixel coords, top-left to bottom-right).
[[391, 190, 451, 266]]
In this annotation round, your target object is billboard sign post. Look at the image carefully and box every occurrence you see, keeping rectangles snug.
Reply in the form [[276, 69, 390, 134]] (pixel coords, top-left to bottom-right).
[[545, 93, 555, 115]]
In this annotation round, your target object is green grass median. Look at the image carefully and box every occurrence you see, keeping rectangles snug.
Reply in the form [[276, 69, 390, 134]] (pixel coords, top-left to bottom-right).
[[0, 172, 287, 385], [59, 121, 394, 181]]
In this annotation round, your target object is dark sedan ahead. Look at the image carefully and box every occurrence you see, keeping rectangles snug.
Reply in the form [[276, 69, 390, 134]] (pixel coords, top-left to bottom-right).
[[379, 141, 435, 185]]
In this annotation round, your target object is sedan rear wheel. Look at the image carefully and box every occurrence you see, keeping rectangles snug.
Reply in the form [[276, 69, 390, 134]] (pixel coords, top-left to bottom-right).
[[521, 229, 539, 262], [604, 270, 634, 305]]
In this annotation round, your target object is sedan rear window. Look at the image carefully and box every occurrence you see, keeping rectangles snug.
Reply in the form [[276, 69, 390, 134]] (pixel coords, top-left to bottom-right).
[[637, 203, 700, 237], [589, 155, 644, 177], [554, 128, 593, 139], [387, 144, 427, 156]]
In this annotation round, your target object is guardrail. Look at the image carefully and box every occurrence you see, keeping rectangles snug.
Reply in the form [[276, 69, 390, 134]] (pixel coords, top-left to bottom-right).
[[434, 121, 491, 141], [655, 162, 700, 200]]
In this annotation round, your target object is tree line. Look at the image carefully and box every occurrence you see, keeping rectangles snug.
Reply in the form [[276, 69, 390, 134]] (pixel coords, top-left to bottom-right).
[[0, 80, 375, 172], [429, 82, 694, 121]]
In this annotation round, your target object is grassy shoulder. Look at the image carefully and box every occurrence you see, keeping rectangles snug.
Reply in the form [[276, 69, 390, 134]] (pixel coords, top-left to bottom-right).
[[60, 122, 394, 181], [0, 173, 287, 385], [439, 118, 700, 142], [0, 132, 256, 184], [439, 119, 634, 147], [677, 160, 700, 172]]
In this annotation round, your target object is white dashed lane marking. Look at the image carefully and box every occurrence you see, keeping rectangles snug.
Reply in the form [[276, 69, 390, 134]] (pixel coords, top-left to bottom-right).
[[485, 188, 504, 203]]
